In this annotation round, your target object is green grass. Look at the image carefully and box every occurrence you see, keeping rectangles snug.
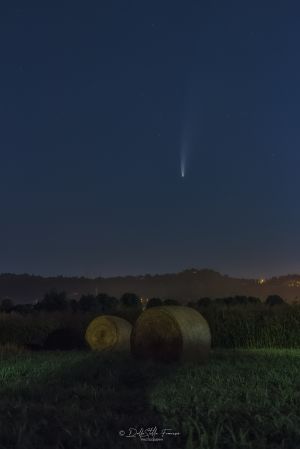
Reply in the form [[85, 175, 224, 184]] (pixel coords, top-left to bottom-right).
[[198, 304, 300, 348], [1, 305, 300, 350], [0, 349, 299, 448]]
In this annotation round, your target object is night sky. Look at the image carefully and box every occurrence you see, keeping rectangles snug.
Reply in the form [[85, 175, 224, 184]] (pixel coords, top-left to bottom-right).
[[1, 1, 300, 278]]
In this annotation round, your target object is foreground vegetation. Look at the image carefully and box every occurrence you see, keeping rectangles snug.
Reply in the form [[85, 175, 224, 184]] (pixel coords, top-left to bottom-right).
[[0, 348, 299, 448], [0, 302, 300, 351], [0, 295, 299, 448], [198, 304, 300, 348]]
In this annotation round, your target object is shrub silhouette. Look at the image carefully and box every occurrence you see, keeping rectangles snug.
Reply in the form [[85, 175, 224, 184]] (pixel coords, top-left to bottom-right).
[[36, 290, 68, 312], [163, 299, 179, 306], [12, 304, 34, 314], [213, 296, 261, 307], [0, 298, 14, 312], [120, 293, 140, 307], [78, 294, 98, 312], [146, 297, 162, 308], [197, 297, 211, 307], [97, 294, 119, 313], [44, 327, 85, 350], [265, 295, 285, 306]]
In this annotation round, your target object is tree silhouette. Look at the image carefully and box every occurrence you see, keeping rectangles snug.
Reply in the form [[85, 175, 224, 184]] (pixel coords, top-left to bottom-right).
[[265, 295, 285, 306], [78, 294, 97, 312], [0, 298, 14, 312], [247, 296, 261, 305], [96, 294, 119, 313], [37, 290, 68, 311], [120, 292, 140, 307], [12, 303, 33, 314], [197, 297, 211, 307], [163, 298, 179, 306], [146, 297, 162, 309], [69, 299, 78, 313]]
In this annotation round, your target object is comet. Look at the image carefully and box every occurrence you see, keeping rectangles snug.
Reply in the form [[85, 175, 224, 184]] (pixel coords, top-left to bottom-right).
[[179, 76, 200, 180], [180, 156, 185, 178], [180, 139, 187, 179]]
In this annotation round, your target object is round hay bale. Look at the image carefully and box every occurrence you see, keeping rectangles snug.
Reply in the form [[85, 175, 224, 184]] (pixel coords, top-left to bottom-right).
[[131, 306, 211, 362], [85, 315, 132, 352]]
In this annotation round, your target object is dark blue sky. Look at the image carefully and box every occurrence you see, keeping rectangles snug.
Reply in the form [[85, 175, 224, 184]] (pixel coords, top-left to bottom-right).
[[1, 1, 300, 278]]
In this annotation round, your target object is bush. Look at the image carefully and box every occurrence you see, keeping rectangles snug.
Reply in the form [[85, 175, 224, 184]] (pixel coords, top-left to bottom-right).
[[96, 294, 119, 313], [36, 290, 68, 312], [197, 297, 211, 307], [146, 298, 162, 309], [12, 304, 34, 314], [0, 298, 14, 313], [212, 296, 261, 307], [163, 299, 179, 306], [78, 294, 97, 312], [44, 328, 86, 350], [0, 312, 89, 348], [265, 295, 285, 306], [115, 307, 142, 325], [69, 299, 78, 313], [247, 296, 261, 305], [120, 293, 140, 307]]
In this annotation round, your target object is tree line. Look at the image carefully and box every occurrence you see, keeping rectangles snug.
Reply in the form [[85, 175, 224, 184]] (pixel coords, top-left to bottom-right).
[[0, 291, 287, 314]]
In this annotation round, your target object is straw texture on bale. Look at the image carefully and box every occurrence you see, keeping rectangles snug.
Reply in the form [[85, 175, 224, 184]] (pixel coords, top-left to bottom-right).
[[85, 316, 132, 352], [131, 306, 211, 362]]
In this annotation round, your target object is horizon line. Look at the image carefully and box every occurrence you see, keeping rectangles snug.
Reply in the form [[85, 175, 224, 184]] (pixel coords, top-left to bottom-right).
[[0, 267, 300, 281]]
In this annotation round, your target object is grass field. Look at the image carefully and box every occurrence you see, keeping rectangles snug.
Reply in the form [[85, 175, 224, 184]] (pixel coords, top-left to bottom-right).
[[0, 348, 299, 449], [1, 305, 300, 350]]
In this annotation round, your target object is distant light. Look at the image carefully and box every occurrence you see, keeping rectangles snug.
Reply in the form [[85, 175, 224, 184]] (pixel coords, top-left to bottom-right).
[[258, 278, 265, 285], [140, 297, 148, 311]]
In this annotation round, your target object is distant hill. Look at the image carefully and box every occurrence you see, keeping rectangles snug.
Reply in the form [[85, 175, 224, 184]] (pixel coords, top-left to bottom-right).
[[1, 268, 300, 304]]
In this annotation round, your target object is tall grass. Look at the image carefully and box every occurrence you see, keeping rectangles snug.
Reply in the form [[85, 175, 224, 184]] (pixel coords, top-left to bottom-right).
[[0, 312, 92, 347], [198, 304, 300, 348], [0, 304, 299, 349]]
